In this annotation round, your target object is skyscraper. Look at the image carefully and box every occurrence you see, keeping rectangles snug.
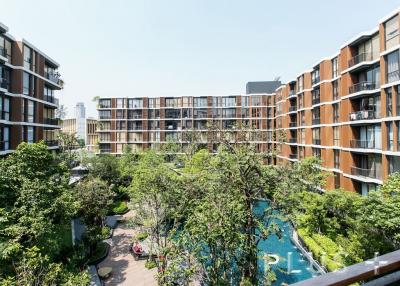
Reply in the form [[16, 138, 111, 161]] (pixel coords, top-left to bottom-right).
[[75, 102, 86, 141]]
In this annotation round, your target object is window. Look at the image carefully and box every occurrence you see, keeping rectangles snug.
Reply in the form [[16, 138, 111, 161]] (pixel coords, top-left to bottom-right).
[[99, 110, 111, 119], [23, 72, 30, 95], [193, 97, 207, 108], [251, 95, 262, 106], [116, 99, 125, 108], [386, 51, 400, 83], [116, 132, 126, 142], [99, 122, 111, 130], [311, 67, 320, 85], [312, 148, 321, 158], [298, 75, 304, 92], [0, 65, 10, 91], [165, 98, 180, 108], [27, 100, 35, 123], [312, 88, 320, 105], [128, 99, 142, 108], [397, 86, 400, 116], [386, 88, 393, 117], [299, 128, 305, 144], [332, 57, 339, 78], [222, 108, 236, 118], [99, 133, 111, 141], [385, 15, 399, 49], [312, 128, 321, 145], [387, 122, 394, 150], [333, 104, 339, 123], [332, 80, 339, 100], [148, 98, 159, 108], [99, 99, 111, 108], [23, 45, 31, 70], [298, 93, 303, 109], [389, 156, 400, 174], [116, 121, 126, 130], [222, 96, 236, 107], [116, 110, 125, 119], [0, 95, 10, 120], [0, 36, 12, 61], [27, 126, 34, 143], [182, 97, 191, 107], [333, 126, 340, 146], [242, 96, 250, 107], [334, 172, 340, 189], [312, 107, 320, 125], [334, 150, 340, 169]]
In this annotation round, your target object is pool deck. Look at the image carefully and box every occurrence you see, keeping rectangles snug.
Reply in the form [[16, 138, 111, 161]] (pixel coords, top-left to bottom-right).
[[98, 211, 157, 286]]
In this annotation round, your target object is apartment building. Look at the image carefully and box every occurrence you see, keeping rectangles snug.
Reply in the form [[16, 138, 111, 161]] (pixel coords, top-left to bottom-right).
[[0, 22, 62, 154], [61, 117, 98, 152], [96, 81, 280, 154], [97, 8, 400, 194], [86, 118, 98, 152], [275, 9, 400, 194]]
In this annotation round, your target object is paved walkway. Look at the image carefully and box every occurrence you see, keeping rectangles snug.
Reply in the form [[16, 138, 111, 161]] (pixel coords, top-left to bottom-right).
[[98, 212, 157, 286]]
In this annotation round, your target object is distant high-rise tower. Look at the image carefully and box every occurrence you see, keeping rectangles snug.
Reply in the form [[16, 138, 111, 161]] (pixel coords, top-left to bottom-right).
[[75, 103, 86, 141]]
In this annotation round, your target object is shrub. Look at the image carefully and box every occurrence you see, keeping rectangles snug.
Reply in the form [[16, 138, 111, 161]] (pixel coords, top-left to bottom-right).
[[87, 242, 109, 265], [136, 232, 149, 241], [145, 260, 157, 269], [110, 200, 128, 215], [100, 226, 112, 240]]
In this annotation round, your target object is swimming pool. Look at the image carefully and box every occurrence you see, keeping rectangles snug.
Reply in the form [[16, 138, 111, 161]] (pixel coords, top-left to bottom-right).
[[255, 201, 322, 285]]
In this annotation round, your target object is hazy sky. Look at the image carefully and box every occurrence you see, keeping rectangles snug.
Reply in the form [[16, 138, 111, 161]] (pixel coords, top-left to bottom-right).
[[0, 0, 399, 118]]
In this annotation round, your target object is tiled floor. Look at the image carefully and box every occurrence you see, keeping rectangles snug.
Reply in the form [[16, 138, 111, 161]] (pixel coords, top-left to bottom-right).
[[98, 213, 157, 286]]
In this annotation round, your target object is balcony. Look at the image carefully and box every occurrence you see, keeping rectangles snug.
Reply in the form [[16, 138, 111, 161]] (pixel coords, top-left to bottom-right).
[[128, 114, 142, 119], [387, 70, 400, 83], [348, 52, 373, 68], [312, 97, 320, 105], [45, 71, 62, 86], [44, 118, 60, 125], [0, 48, 6, 61], [313, 139, 321, 145], [0, 140, 5, 151], [289, 122, 297, 128], [348, 110, 377, 121], [351, 166, 379, 179], [350, 139, 380, 149], [288, 106, 297, 112], [312, 77, 320, 85], [99, 148, 112, 153], [289, 153, 298, 159], [45, 140, 59, 147], [288, 138, 297, 143], [312, 118, 320, 125], [348, 81, 379, 94], [44, 95, 59, 106], [288, 90, 296, 97]]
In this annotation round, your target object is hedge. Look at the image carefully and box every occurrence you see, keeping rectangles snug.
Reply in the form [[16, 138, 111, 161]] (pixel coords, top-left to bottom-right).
[[297, 228, 342, 272]]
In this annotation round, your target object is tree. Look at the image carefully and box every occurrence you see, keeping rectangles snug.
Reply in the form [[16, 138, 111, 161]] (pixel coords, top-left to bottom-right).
[[83, 154, 121, 186], [56, 104, 67, 120], [73, 177, 114, 255], [57, 132, 79, 166]]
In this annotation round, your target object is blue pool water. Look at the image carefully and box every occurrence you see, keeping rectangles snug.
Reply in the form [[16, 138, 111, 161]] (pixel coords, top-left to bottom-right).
[[255, 201, 321, 285]]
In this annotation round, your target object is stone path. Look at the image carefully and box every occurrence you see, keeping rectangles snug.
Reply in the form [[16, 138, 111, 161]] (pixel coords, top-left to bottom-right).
[[98, 212, 157, 286]]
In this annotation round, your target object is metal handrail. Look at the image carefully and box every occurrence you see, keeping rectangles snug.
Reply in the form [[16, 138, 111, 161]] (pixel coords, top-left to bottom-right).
[[348, 109, 377, 121], [351, 166, 378, 179], [313, 139, 321, 145], [348, 81, 379, 94], [312, 118, 321, 125], [350, 139, 379, 149], [289, 122, 297, 127], [348, 52, 373, 67]]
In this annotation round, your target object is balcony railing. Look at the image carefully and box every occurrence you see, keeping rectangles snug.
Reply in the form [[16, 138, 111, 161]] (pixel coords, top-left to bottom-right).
[[289, 122, 297, 128], [99, 148, 112, 153], [45, 140, 59, 147], [312, 77, 320, 85], [288, 138, 297, 143], [0, 48, 5, 58], [45, 71, 62, 85], [288, 106, 297, 112], [348, 52, 373, 68], [313, 139, 321, 145], [349, 109, 377, 121], [351, 166, 379, 179], [350, 139, 379, 149], [44, 95, 59, 106], [312, 118, 320, 125], [44, 118, 60, 125], [288, 90, 296, 97], [128, 115, 142, 119], [348, 81, 379, 94], [289, 153, 298, 159], [387, 70, 400, 83], [0, 140, 5, 151]]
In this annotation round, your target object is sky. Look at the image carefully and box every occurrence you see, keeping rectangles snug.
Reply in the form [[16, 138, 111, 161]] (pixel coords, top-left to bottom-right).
[[0, 0, 399, 118]]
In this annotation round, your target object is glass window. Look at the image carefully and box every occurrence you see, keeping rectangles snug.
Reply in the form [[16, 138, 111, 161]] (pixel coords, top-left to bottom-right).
[[312, 148, 321, 158], [182, 97, 191, 107], [2, 126, 9, 150], [385, 15, 399, 49], [23, 45, 31, 70], [193, 97, 207, 108], [4, 39, 11, 62], [387, 122, 394, 150], [27, 100, 35, 123], [242, 96, 250, 107], [397, 86, 400, 116], [386, 50, 400, 83], [389, 156, 400, 174], [333, 103, 339, 123], [251, 95, 262, 106], [27, 126, 34, 143], [99, 99, 111, 108], [99, 110, 111, 119], [332, 80, 339, 100], [332, 57, 339, 78], [298, 75, 304, 92], [312, 128, 321, 145], [386, 88, 393, 117], [333, 126, 340, 146], [128, 99, 143, 108], [334, 150, 340, 169], [148, 98, 159, 108], [23, 72, 30, 95], [312, 67, 320, 85]]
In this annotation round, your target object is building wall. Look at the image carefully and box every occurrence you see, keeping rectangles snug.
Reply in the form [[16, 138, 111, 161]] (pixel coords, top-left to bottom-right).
[[86, 118, 98, 152], [96, 8, 400, 195], [0, 22, 62, 154]]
